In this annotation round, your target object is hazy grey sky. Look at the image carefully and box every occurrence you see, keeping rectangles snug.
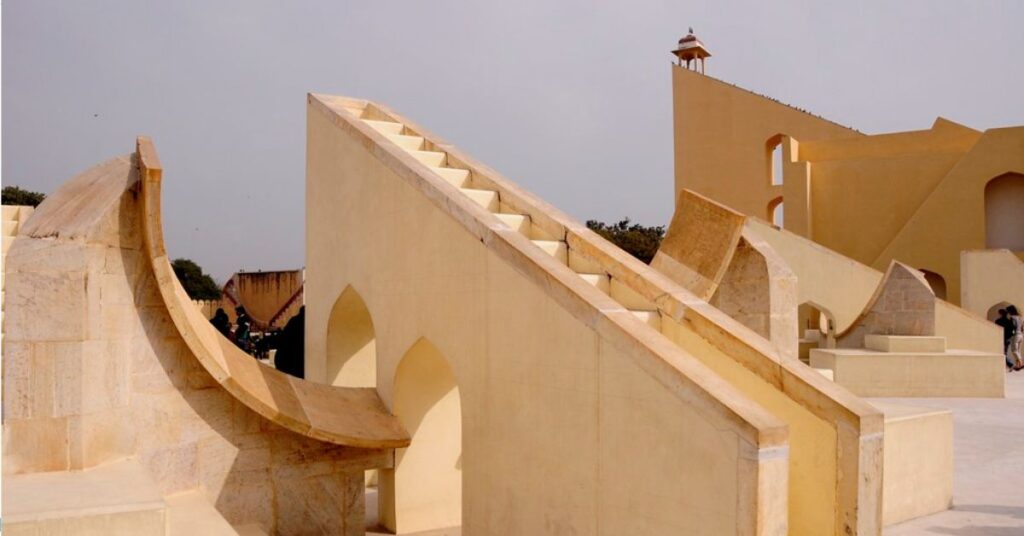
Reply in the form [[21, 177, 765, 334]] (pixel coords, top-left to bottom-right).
[[4, 1, 1023, 281]]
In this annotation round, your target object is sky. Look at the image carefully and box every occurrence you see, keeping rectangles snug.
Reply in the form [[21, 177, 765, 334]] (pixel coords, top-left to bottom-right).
[[4, 1, 1023, 282]]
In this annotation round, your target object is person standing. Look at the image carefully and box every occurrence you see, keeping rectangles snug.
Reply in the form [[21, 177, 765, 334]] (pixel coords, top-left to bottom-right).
[[996, 308, 1015, 371], [1007, 305, 1024, 371], [210, 308, 231, 338]]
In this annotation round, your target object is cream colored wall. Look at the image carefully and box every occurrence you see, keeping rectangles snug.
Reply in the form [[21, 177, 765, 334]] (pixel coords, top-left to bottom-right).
[[869, 127, 1024, 305], [380, 339, 462, 534], [672, 63, 1024, 308], [961, 249, 1024, 319], [305, 99, 789, 535], [661, 320, 837, 535], [671, 66, 860, 223], [3, 155, 380, 534], [325, 285, 378, 387], [746, 218, 881, 333]]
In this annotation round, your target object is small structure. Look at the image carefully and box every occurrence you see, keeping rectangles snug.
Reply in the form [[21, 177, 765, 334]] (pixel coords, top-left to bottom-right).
[[671, 28, 711, 73]]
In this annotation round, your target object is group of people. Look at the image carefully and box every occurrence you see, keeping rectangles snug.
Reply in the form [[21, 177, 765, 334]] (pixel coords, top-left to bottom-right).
[[996, 305, 1024, 372], [209, 305, 305, 379], [210, 306, 255, 353]]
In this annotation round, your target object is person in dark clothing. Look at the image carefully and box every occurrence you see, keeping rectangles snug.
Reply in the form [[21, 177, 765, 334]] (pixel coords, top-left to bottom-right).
[[274, 307, 305, 378], [996, 308, 1014, 370], [210, 308, 231, 338], [235, 306, 253, 354]]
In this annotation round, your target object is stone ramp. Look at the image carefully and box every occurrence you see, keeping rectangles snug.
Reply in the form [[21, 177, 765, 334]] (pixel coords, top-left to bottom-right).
[[135, 137, 410, 450], [309, 94, 886, 535]]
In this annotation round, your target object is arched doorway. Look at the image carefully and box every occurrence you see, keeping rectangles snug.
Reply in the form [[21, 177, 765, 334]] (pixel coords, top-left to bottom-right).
[[987, 301, 1013, 321], [768, 196, 784, 228], [985, 172, 1024, 251], [379, 338, 462, 534], [919, 270, 948, 301], [325, 286, 377, 387], [766, 134, 786, 186]]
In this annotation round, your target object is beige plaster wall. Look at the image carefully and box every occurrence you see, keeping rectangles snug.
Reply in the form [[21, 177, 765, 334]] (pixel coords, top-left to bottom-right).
[[672, 62, 1024, 308], [671, 66, 860, 222], [3, 152, 385, 535], [305, 97, 790, 535], [745, 218, 881, 334], [961, 249, 1024, 318]]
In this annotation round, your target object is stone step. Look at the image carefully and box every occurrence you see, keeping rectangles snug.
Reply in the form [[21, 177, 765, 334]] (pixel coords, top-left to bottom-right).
[[410, 150, 446, 167], [3, 459, 167, 535], [387, 133, 426, 151], [431, 167, 471, 188], [496, 213, 530, 235], [532, 240, 568, 264], [578, 273, 610, 293], [362, 119, 404, 135], [461, 188, 499, 211], [631, 310, 661, 330], [864, 334, 946, 353], [609, 279, 657, 311], [166, 490, 237, 536]]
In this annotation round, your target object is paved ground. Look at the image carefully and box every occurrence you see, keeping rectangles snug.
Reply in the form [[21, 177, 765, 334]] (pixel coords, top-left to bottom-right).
[[883, 372, 1024, 535]]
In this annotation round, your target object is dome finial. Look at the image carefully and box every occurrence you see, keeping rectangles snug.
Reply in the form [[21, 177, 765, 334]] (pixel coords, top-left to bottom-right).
[[671, 30, 712, 73]]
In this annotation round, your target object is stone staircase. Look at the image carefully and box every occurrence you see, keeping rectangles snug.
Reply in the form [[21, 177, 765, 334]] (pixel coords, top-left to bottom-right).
[[356, 114, 662, 330]]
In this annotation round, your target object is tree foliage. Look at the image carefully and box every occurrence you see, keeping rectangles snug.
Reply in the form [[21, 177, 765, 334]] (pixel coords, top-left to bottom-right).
[[585, 218, 665, 264], [2, 185, 46, 207], [171, 258, 222, 300]]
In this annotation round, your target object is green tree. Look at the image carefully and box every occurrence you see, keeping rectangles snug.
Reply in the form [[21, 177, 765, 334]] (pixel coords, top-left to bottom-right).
[[586, 218, 665, 264], [2, 185, 46, 207], [171, 258, 222, 300]]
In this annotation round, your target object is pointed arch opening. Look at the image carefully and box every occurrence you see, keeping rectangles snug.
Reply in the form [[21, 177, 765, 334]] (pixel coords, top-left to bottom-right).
[[379, 338, 462, 534], [985, 172, 1024, 251], [919, 269, 948, 301], [987, 301, 1013, 321], [767, 196, 784, 228], [766, 134, 787, 186], [325, 285, 377, 387]]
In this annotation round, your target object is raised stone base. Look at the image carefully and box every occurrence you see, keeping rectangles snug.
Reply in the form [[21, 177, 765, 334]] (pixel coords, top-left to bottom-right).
[[810, 348, 1004, 397], [874, 402, 953, 526], [2, 459, 168, 535]]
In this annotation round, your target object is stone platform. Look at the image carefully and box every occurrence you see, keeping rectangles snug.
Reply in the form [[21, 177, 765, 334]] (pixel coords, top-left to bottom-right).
[[811, 335, 1004, 397]]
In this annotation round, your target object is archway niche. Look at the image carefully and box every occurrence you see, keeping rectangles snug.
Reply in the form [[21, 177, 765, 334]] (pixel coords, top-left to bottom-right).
[[985, 172, 1024, 251], [987, 301, 1013, 321], [919, 269, 948, 301], [767, 196, 784, 228], [325, 285, 377, 387], [766, 134, 786, 186], [379, 338, 462, 534]]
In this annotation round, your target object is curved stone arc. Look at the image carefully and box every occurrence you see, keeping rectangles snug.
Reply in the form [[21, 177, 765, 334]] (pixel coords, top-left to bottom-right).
[[135, 136, 410, 449]]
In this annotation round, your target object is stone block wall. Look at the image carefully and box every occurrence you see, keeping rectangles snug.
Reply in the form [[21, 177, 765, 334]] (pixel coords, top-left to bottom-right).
[[2, 156, 377, 535]]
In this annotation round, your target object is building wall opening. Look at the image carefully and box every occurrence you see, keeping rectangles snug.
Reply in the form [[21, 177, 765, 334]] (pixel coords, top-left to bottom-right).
[[325, 285, 377, 387], [767, 134, 786, 186], [768, 196, 784, 228], [920, 270, 948, 301], [379, 338, 462, 534], [985, 172, 1024, 251]]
